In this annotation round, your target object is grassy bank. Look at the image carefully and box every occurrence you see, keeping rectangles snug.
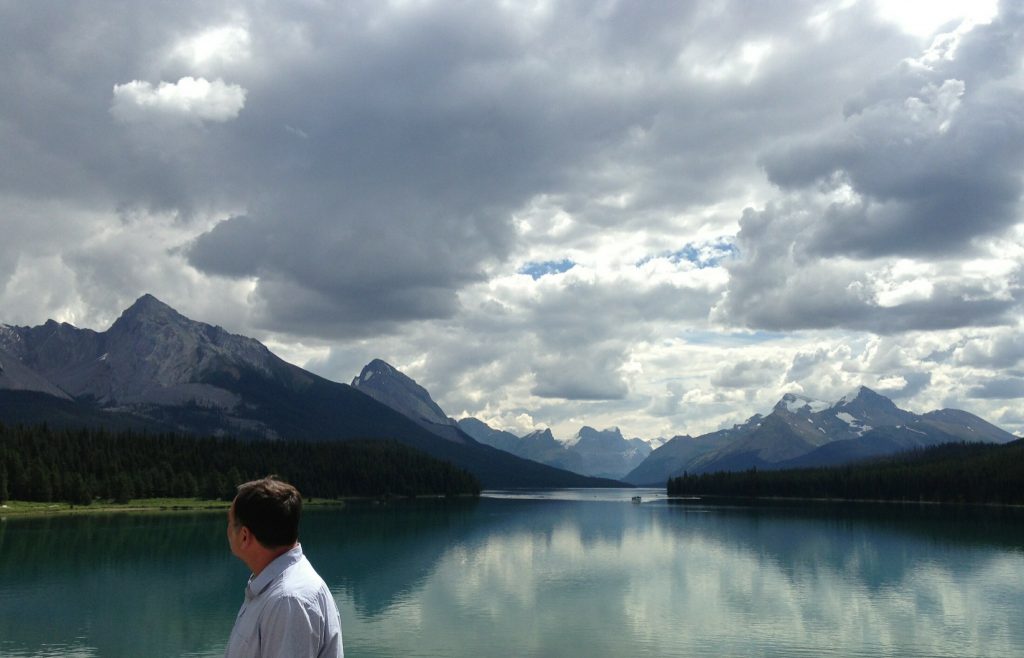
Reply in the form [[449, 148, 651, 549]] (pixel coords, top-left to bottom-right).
[[0, 497, 348, 517]]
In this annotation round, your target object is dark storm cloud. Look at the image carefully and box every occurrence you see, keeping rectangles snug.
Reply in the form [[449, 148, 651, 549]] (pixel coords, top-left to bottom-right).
[[718, 3, 1024, 334], [530, 346, 630, 401], [711, 358, 784, 389], [0, 2, 256, 218], [967, 376, 1024, 400], [0, 0, 920, 339], [6, 1, 1024, 437], [180, 0, 915, 337], [759, 5, 1024, 258], [717, 204, 1020, 333], [955, 331, 1024, 369]]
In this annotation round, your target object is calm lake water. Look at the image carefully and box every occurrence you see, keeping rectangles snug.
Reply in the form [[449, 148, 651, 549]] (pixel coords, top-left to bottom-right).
[[2, 489, 1023, 657]]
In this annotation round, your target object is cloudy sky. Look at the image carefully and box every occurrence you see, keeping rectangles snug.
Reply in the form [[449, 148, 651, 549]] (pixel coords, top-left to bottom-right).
[[2, 0, 1022, 441]]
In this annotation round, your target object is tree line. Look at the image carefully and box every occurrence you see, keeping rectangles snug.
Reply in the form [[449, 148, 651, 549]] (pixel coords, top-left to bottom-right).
[[667, 440, 1024, 505], [0, 422, 481, 504]]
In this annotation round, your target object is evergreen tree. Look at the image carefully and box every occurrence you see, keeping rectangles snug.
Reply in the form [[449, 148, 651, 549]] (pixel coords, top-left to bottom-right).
[[113, 473, 134, 504], [203, 472, 226, 500], [0, 423, 482, 502], [67, 472, 91, 506], [0, 462, 8, 504], [27, 461, 52, 502], [10, 453, 27, 500], [174, 471, 199, 498], [224, 466, 243, 500]]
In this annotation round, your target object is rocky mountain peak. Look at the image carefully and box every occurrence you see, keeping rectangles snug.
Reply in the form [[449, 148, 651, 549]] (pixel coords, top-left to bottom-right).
[[832, 385, 909, 422], [833, 386, 898, 410], [0, 294, 289, 407], [573, 426, 629, 448], [522, 428, 558, 445], [775, 393, 829, 415], [351, 359, 455, 428], [354, 358, 400, 382], [110, 294, 188, 332]]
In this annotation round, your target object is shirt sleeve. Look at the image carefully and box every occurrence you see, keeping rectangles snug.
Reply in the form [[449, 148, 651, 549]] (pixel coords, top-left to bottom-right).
[[260, 595, 325, 658]]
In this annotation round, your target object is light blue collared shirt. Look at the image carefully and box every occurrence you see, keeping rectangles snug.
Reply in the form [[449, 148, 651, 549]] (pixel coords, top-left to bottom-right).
[[225, 544, 343, 658]]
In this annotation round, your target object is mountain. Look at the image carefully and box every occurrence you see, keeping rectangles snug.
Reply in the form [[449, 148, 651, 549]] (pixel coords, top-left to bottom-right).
[[0, 344, 72, 399], [520, 429, 587, 473], [0, 295, 299, 410], [622, 433, 712, 486], [569, 427, 652, 479], [459, 421, 587, 474], [456, 417, 521, 452], [352, 359, 470, 444], [0, 295, 620, 489], [349, 359, 640, 482], [458, 419, 650, 479], [624, 386, 1017, 485]]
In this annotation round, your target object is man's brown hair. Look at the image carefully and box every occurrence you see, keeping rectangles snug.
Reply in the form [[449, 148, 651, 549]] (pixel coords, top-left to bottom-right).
[[232, 476, 302, 548]]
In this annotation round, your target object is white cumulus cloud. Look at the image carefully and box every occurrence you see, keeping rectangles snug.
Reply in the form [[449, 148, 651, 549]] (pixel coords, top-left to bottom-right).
[[111, 76, 246, 123]]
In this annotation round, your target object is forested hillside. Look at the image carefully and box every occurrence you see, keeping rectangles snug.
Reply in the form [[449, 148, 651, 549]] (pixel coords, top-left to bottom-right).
[[0, 423, 481, 504], [668, 440, 1024, 505]]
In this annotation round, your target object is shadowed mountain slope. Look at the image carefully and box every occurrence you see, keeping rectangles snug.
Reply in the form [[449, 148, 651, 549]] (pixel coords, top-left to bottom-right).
[[0, 295, 619, 489]]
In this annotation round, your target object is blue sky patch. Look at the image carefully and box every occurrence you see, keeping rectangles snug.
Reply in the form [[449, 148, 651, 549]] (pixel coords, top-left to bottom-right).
[[638, 239, 738, 269], [519, 259, 576, 280], [681, 329, 785, 345]]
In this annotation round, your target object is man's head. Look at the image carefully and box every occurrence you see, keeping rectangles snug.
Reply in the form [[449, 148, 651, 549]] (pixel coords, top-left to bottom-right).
[[228, 477, 302, 567]]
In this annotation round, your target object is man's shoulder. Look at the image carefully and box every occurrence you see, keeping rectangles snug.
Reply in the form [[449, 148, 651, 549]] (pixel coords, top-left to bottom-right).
[[275, 557, 332, 600]]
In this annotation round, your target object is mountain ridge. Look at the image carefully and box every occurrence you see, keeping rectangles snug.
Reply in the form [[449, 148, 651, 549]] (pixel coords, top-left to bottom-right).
[[350, 357, 650, 479], [0, 295, 621, 489], [624, 386, 1016, 485], [457, 420, 650, 479], [3, 295, 1013, 488]]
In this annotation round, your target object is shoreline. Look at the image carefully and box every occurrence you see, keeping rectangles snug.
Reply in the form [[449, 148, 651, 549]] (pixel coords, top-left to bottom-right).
[[665, 493, 1024, 509], [0, 493, 480, 518], [0, 497, 344, 518]]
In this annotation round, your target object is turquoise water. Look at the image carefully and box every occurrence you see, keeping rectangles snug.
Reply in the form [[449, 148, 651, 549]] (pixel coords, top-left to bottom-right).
[[1, 489, 1023, 657]]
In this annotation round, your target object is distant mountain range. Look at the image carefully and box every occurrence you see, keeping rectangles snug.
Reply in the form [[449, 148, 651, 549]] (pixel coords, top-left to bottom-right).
[[623, 388, 1017, 485], [350, 360, 651, 480], [0, 295, 619, 489], [454, 420, 652, 480], [1, 294, 1016, 489]]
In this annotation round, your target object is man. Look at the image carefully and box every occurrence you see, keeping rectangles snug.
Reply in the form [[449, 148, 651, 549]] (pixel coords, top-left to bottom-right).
[[225, 476, 344, 658]]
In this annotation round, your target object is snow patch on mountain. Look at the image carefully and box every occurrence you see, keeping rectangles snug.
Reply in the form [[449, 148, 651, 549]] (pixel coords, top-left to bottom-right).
[[780, 393, 830, 414], [836, 411, 871, 436], [836, 386, 867, 406]]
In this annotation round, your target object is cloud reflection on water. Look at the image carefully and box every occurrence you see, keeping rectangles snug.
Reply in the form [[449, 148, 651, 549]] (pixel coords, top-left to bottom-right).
[[335, 499, 1024, 658]]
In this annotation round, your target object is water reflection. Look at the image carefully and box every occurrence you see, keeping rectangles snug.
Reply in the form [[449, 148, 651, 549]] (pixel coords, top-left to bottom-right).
[[335, 499, 1024, 658], [0, 511, 244, 657], [1, 498, 1023, 657]]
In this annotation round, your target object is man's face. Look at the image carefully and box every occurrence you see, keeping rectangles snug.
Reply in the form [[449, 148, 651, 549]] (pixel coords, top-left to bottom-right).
[[226, 500, 242, 558]]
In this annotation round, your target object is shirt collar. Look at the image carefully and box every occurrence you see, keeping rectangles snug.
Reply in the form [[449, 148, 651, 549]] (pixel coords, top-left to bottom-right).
[[245, 544, 303, 600]]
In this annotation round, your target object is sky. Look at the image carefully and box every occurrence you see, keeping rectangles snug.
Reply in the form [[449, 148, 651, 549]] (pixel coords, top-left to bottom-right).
[[2, 0, 1022, 442]]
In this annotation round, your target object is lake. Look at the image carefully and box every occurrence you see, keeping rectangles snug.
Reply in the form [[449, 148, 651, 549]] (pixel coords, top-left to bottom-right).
[[1, 489, 1023, 657]]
